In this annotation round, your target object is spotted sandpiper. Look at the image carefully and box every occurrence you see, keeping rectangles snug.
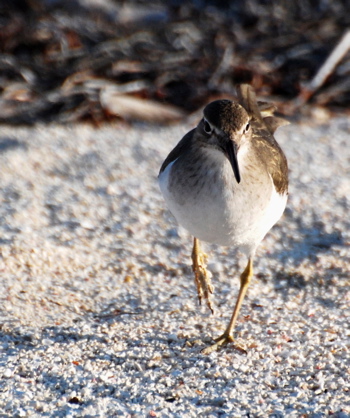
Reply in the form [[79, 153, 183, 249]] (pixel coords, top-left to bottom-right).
[[158, 84, 289, 354]]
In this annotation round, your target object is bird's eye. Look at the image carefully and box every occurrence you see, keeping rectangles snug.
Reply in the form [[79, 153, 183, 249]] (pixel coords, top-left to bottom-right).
[[203, 119, 212, 134], [244, 123, 250, 133]]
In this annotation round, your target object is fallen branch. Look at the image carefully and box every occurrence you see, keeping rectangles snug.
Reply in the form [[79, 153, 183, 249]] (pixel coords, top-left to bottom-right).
[[295, 30, 350, 106]]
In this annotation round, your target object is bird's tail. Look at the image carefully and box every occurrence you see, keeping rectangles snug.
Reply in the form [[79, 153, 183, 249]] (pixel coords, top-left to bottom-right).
[[236, 84, 261, 120], [237, 84, 289, 134]]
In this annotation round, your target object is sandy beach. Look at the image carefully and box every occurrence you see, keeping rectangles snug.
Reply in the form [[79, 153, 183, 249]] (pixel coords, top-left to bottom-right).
[[0, 118, 349, 416]]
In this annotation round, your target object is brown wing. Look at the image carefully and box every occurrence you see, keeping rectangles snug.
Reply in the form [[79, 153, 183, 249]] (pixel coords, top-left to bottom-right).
[[237, 84, 289, 194], [159, 128, 195, 175]]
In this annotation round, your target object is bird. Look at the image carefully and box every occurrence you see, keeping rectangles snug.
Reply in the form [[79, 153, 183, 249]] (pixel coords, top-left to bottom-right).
[[158, 84, 289, 354]]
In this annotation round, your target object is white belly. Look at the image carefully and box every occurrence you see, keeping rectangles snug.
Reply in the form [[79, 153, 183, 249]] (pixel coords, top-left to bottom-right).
[[159, 153, 287, 256]]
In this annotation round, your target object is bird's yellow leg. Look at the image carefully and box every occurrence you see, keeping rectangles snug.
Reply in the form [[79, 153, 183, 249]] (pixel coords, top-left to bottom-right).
[[202, 258, 253, 354], [191, 237, 214, 314]]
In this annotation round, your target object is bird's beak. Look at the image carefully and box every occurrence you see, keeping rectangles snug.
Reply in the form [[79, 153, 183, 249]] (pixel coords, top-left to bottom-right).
[[225, 140, 241, 183]]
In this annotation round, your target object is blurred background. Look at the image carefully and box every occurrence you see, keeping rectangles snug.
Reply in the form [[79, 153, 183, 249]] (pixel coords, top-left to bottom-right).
[[0, 0, 349, 125]]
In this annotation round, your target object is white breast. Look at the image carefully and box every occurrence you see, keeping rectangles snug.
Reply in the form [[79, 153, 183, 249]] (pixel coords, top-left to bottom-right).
[[159, 151, 237, 245], [159, 150, 287, 257]]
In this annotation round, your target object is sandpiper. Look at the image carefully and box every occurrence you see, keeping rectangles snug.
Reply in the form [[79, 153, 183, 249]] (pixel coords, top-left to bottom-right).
[[158, 84, 289, 354]]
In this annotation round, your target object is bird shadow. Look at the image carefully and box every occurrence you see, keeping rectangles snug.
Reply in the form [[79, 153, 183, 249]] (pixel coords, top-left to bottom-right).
[[0, 308, 230, 414], [273, 209, 344, 266], [0, 137, 27, 153], [263, 210, 347, 307]]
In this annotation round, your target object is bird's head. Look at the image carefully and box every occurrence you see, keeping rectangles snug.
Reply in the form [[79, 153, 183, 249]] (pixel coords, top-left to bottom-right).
[[198, 100, 251, 184]]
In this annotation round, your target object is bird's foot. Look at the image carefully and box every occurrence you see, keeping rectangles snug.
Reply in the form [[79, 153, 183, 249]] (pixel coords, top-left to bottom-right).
[[201, 332, 247, 355], [192, 252, 214, 314]]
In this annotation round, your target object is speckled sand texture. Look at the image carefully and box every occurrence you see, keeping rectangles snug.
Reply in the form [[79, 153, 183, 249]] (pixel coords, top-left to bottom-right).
[[0, 118, 349, 417]]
